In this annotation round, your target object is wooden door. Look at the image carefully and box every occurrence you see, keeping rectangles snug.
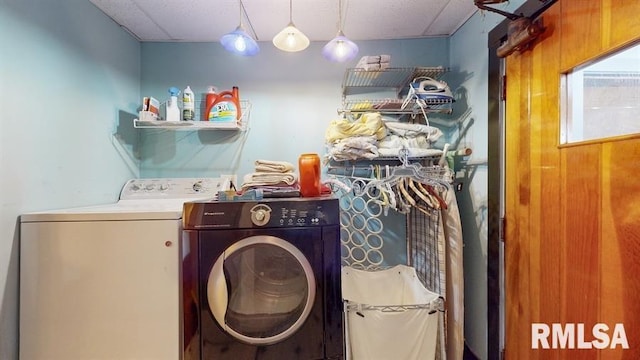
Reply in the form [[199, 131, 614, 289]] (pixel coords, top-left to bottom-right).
[[504, 0, 640, 358]]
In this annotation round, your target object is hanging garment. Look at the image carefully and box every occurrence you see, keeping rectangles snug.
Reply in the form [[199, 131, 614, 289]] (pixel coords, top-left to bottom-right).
[[442, 186, 464, 360], [342, 265, 442, 360]]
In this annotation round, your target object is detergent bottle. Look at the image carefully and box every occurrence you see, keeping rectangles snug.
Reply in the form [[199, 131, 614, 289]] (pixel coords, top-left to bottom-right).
[[166, 87, 180, 122], [206, 86, 242, 123], [182, 86, 195, 121], [204, 86, 218, 121]]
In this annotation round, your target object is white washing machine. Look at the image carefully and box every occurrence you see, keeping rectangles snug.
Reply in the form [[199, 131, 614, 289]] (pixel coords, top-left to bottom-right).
[[19, 177, 229, 360]]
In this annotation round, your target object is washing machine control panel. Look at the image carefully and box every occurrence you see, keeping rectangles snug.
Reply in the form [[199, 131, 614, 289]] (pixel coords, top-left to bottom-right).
[[120, 178, 230, 200]]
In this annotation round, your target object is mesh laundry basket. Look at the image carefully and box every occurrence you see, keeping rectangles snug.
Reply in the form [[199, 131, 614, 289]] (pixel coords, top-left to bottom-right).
[[341, 265, 445, 360]]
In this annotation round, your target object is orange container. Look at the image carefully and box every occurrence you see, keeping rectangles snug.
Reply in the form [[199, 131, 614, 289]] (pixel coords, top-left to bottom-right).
[[298, 153, 321, 197], [205, 86, 241, 122]]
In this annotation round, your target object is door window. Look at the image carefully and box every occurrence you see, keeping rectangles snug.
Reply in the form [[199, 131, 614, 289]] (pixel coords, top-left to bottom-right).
[[561, 42, 640, 144]]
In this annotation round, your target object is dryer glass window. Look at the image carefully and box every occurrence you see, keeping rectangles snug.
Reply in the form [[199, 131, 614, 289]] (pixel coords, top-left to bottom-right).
[[224, 243, 309, 338]]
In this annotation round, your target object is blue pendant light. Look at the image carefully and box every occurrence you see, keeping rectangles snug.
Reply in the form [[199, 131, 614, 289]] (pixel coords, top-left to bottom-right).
[[322, 0, 358, 62], [220, 0, 260, 56]]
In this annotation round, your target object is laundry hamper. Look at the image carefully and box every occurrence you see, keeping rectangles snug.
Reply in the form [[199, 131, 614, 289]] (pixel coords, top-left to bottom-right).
[[341, 265, 445, 360]]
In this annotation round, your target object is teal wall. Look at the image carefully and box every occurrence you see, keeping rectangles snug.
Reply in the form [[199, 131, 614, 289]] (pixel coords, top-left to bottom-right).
[[0, 0, 140, 358], [449, 1, 525, 358], [138, 38, 449, 180]]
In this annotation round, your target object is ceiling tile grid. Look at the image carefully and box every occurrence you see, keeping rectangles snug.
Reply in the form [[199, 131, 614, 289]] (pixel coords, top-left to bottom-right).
[[90, 0, 479, 42]]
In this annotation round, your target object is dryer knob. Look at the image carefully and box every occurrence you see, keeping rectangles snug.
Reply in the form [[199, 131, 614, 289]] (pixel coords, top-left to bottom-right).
[[251, 209, 270, 226], [192, 182, 203, 192]]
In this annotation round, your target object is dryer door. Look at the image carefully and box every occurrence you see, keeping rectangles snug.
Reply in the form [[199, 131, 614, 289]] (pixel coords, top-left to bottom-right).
[[207, 235, 316, 345]]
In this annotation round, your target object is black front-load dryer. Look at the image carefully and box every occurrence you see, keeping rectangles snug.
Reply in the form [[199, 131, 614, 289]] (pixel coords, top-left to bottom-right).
[[182, 197, 343, 360]]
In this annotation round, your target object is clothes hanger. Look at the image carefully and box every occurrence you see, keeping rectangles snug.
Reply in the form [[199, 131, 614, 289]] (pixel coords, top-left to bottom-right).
[[409, 178, 439, 210]]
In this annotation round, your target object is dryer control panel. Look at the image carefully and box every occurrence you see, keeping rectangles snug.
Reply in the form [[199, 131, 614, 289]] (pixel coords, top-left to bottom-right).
[[183, 197, 339, 229]]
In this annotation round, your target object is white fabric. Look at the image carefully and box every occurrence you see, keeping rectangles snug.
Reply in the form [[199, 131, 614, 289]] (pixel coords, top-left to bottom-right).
[[377, 147, 443, 158], [240, 172, 297, 190], [442, 187, 464, 360], [327, 136, 379, 161], [254, 159, 294, 173], [385, 122, 443, 139], [342, 265, 440, 360], [356, 55, 392, 70]]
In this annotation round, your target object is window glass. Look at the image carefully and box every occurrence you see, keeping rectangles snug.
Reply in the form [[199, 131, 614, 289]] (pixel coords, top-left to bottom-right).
[[561, 43, 640, 144], [224, 244, 309, 338]]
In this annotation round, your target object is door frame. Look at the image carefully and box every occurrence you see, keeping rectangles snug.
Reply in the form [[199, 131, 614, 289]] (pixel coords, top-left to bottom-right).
[[486, 1, 557, 359]]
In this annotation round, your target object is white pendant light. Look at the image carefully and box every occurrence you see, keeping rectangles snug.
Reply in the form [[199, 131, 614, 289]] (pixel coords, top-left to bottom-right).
[[220, 0, 260, 56], [272, 0, 309, 52], [322, 0, 358, 62]]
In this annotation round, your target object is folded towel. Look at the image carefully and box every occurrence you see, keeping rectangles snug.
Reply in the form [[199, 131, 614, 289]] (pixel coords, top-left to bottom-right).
[[356, 55, 392, 71], [360, 63, 382, 71], [254, 159, 295, 173], [357, 55, 381, 65], [241, 172, 297, 190]]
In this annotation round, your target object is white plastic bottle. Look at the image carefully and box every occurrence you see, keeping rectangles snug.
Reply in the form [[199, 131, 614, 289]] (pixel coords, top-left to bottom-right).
[[166, 87, 180, 122], [182, 86, 195, 121]]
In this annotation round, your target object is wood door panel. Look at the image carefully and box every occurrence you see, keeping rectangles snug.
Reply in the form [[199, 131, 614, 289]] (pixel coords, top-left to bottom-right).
[[505, 0, 639, 358], [600, 140, 640, 359], [560, 0, 602, 71], [607, 0, 640, 50], [561, 145, 601, 360]]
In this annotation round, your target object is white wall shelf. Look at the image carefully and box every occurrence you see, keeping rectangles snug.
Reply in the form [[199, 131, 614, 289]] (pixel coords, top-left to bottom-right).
[[133, 100, 251, 131]]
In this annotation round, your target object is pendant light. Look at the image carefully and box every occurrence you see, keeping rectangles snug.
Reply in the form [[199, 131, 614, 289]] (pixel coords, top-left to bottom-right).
[[220, 0, 260, 56], [322, 0, 358, 62], [272, 0, 309, 52]]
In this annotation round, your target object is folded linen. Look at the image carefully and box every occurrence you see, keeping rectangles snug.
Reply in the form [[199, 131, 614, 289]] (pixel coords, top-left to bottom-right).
[[378, 134, 433, 150], [254, 159, 295, 173], [357, 55, 381, 65], [325, 112, 387, 143], [385, 122, 443, 140], [241, 172, 297, 190], [327, 136, 379, 161], [377, 147, 443, 158], [355, 54, 392, 71]]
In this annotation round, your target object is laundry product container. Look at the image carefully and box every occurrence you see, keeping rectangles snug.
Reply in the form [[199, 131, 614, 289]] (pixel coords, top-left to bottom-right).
[[341, 265, 444, 360]]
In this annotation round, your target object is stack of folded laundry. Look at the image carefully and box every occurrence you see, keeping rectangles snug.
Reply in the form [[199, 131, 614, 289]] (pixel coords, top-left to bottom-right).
[[325, 112, 387, 161], [240, 159, 301, 197], [355, 54, 391, 71]]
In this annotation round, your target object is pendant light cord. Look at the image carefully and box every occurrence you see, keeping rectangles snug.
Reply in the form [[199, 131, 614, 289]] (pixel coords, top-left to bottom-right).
[[239, 0, 259, 40], [289, 0, 293, 23], [337, 0, 349, 32]]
